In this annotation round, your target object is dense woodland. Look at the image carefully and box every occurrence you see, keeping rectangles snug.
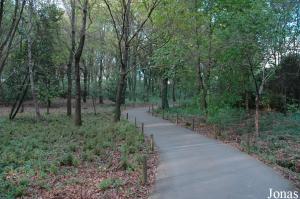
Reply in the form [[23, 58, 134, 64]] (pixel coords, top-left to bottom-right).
[[0, 0, 299, 129], [0, 0, 300, 198]]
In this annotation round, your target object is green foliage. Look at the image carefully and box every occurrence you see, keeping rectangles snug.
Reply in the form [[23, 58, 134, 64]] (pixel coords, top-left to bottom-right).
[[97, 178, 124, 191], [0, 109, 144, 198], [59, 153, 79, 166]]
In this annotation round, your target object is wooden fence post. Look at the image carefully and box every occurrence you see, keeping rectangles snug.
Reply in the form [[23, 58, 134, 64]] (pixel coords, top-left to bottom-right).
[[126, 112, 128, 120], [142, 123, 144, 134], [135, 117, 137, 127], [176, 112, 178, 124], [150, 134, 154, 152], [162, 109, 164, 119]]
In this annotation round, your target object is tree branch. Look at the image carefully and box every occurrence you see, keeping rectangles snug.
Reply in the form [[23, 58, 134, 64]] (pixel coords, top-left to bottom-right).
[[128, 0, 159, 44]]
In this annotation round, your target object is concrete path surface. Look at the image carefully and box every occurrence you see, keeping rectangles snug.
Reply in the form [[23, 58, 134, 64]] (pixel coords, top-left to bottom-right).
[[126, 107, 297, 199]]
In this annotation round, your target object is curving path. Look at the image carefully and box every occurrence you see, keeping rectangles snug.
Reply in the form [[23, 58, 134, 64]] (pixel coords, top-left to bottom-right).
[[126, 107, 296, 199]]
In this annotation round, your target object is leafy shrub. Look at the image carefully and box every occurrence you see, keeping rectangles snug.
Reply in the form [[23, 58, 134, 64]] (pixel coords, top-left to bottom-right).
[[97, 178, 124, 190], [60, 153, 79, 166]]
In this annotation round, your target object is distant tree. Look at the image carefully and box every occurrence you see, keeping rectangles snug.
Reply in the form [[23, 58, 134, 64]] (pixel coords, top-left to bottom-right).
[[103, 0, 159, 121]]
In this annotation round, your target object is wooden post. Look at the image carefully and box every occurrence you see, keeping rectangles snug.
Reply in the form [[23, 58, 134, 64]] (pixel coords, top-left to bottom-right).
[[150, 134, 154, 152], [176, 112, 178, 124], [192, 118, 195, 131], [126, 112, 128, 120], [162, 109, 164, 119], [142, 156, 147, 185], [142, 123, 144, 134], [135, 117, 137, 127]]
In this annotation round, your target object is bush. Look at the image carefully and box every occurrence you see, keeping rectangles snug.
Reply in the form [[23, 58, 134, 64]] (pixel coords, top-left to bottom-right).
[[98, 178, 124, 190], [60, 153, 79, 166]]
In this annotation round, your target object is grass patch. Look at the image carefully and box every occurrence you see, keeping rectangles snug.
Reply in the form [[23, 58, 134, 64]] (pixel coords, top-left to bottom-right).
[[98, 178, 124, 191]]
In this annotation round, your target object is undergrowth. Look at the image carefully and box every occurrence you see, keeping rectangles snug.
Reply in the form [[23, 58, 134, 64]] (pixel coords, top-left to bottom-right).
[[0, 110, 144, 198]]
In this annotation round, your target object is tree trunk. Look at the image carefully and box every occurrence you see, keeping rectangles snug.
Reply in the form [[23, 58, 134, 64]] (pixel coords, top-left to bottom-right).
[[47, 99, 50, 114], [172, 80, 176, 102], [74, 57, 82, 125], [245, 92, 249, 111], [132, 68, 136, 102], [28, 0, 41, 121], [74, 0, 88, 126], [255, 95, 260, 138], [0, 0, 26, 76], [98, 57, 104, 104], [202, 87, 208, 116], [283, 87, 287, 115], [67, 0, 76, 117], [114, 0, 131, 121], [161, 77, 169, 109], [114, 68, 126, 121], [83, 60, 88, 103]]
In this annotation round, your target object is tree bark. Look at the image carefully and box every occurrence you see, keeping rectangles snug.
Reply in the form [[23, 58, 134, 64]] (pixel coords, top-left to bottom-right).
[[0, 0, 26, 76], [114, 68, 126, 121], [114, 0, 131, 122], [47, 99, 50, 114], [28, 0, 41, 121], [83, 59, 88, 103], [74, 0, 88, 126], [161, 77, 169, 109], [67, 0, 76, 116], [255, 95, 260, 138], [172, 80, 176, 102], [245, 92, 249, 111], [98, 56, 104, 104]]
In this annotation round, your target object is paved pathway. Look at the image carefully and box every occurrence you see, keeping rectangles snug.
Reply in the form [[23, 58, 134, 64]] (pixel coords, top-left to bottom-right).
[[127, 107, 296, 199]]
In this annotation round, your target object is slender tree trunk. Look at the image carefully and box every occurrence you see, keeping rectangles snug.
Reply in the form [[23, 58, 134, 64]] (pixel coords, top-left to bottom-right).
[[132, 68, 136, 102], [114, 0, 131, 122], [202, 87, 208, 115], [98, 57, 104, 104], [255, 95, 260, 138], [143, 71, 148, 102], [28, 0, 41, 121], [172, 80, 176, 102], [83, 60, 88, 103], [161, 77, 169, 109], [114, 67, 126, 121], [74, 0, 88, 126], [283, 87, 287, 115], [0, 0, 26, 76], [74, 57, 82, 125], [128, 76, 132, 101], [47, 99, 50, 114], [67, 0, 76, 116], [245, 92, 249, 111]]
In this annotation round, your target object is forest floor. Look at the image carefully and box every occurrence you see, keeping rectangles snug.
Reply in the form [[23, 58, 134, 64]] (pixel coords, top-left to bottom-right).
[[153, 105, 300, 189], [0, 99, 158, 199]]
